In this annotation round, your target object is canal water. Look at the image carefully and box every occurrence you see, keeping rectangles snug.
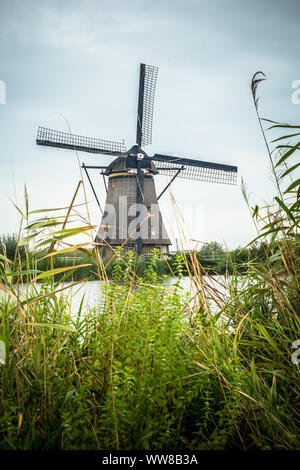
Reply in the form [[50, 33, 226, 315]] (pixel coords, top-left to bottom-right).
[[63, 275, 230, 316]]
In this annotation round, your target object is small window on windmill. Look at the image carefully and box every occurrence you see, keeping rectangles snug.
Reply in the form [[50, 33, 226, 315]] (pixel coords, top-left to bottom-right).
[[104, 223, 108, 233]]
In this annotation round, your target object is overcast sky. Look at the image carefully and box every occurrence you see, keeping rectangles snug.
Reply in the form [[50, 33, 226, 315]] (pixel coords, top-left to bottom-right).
[[1, 0, 300, 249]]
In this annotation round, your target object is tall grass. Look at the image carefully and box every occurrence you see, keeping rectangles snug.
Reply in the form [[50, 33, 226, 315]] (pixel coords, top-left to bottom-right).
[[0, 76, 299, 449]]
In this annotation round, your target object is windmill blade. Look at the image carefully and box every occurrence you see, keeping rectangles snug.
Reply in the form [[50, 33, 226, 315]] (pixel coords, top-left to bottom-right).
[[136, 64, 158, 147], [36, 127, 126, 156], [152, 153, 238, 185]]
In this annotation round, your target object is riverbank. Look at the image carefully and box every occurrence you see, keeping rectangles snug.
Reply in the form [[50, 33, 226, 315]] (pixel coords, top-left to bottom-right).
[[0, 240, 299, 449], [0, 236, 262, 282]]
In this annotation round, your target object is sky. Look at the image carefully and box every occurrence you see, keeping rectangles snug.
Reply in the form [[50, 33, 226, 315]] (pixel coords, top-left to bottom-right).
[[1, 0, 300, 250]]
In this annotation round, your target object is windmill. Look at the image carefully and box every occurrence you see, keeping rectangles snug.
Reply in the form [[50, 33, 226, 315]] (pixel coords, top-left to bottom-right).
[[36, 63, 238, 258]]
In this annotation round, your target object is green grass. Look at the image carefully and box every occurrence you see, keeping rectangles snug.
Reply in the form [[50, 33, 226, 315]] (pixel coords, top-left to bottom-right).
[[0, 236, 299, 449]]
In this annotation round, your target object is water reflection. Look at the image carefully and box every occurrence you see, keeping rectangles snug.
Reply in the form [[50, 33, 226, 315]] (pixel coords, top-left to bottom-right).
[[62, 276, 228, 316]]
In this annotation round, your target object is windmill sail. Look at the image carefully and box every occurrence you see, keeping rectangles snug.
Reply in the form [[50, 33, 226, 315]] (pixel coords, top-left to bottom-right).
[[36, 62, 238, 258], [136, 64, 158, 147], [36, 127, 126, 156], [152, 153, 237, 185]]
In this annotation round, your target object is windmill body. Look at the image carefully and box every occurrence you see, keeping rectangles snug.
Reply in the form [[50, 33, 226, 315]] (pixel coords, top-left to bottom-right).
[[96, 153, 171, 258], [36, 64, 238, 256]]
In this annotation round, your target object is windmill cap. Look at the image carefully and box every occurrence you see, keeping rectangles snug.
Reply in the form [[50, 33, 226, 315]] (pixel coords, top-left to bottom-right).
[[105, 155, 159, 175]]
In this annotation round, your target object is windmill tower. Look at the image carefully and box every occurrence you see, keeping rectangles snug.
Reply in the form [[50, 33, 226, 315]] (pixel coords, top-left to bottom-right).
[[36, 63, 238, 258]]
